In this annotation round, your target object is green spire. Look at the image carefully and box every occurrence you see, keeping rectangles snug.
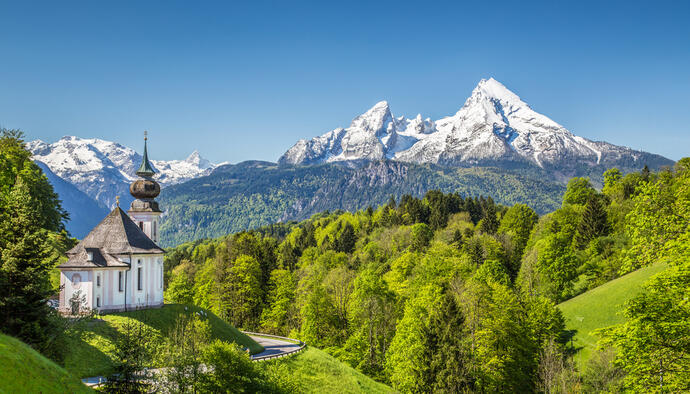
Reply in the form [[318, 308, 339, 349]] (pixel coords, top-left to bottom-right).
[[136, 131, 156, 177]]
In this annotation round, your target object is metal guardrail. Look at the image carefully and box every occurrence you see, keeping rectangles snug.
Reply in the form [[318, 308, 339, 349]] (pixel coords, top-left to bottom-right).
[[242, 331, 306, 361]]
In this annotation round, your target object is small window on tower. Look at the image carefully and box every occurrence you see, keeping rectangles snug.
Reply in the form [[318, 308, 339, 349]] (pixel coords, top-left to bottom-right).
[[118, 271, 123, 292], [138, 267, 143, 291], [139, 222, 144, 231], [97, 274, 101, 287], [96, 296, 101, 308]]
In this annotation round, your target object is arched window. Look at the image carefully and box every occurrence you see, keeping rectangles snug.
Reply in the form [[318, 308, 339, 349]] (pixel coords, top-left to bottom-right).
[[71, 273, 82, 289]]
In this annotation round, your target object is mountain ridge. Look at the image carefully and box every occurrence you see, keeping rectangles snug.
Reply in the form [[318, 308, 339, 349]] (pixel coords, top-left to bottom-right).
[[279, 78, 673, 179]]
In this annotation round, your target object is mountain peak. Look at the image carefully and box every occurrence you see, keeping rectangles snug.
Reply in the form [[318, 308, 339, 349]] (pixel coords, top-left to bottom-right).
[[350, 100, 393, 135], [472, 77, 523, 104]]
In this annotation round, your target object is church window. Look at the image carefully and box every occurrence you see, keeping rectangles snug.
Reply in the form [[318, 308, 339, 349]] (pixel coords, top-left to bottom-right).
[[72, 273, 82, 289], [139, 221, 144, 231], [138, 267, 143, 291], [96, 296, 101, 308], [153, 221, 157, 239], [118, 271, 123, 292], [97, 274, 101, 287]]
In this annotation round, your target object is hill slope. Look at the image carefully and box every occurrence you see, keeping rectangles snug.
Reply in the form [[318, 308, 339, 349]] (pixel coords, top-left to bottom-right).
[[558, 263, 668, 366], [0, 333, 91, 393], [263, 347, 394, 394], [64, 304, 263, 378], [158, 160, 565, 246]]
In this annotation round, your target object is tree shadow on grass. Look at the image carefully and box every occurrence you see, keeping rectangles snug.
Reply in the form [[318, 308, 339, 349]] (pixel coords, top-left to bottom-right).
[[562, 329, 583, 357]]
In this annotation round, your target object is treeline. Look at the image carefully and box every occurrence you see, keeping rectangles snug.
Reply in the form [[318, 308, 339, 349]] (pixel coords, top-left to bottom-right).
[[158, 161, 565, 246]]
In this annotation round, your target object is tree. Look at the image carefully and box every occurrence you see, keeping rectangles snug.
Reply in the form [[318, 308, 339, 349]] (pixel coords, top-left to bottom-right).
[[104, 318, 155, 393], [260, 269, 298, 335], [424, 292, 474, 392], [498, 204, 538, 277], [334, 222, 357, 254], [410, 223, 433, 252], [223, 255, 263, 328], [479, 203, 499, 234], [158, 314, 211, 393], [0, 130, 68, 358], [199, 340, 284, 393], [573, 195, 610, 249], [562, 177, 596, 206], [164, 260, 196, 304]]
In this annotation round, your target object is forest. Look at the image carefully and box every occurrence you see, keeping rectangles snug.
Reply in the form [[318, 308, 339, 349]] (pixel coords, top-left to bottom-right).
[[164, 160, 690, 392]]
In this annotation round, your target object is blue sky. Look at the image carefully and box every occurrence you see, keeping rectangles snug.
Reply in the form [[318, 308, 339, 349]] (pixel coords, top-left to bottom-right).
[[0, 0, 688, 163]]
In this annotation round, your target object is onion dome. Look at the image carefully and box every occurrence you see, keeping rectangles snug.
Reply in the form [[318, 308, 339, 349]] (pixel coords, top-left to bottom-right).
[[130, 178, 160, 199]]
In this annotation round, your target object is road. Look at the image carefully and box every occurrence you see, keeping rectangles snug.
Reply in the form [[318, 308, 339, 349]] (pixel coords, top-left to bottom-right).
[[248, 335, 302, 360]]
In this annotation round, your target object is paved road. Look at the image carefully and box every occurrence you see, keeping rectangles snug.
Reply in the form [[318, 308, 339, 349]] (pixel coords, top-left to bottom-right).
[[249, 335, 302, 359]]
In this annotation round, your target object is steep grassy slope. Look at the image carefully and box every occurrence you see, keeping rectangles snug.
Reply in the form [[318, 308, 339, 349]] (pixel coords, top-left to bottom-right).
[[558, 263, 668, 366], [159, 160, 565, 246], [64, 304, 263, 378], [0, 334, 91, 393], [263, 347, 394, 394]]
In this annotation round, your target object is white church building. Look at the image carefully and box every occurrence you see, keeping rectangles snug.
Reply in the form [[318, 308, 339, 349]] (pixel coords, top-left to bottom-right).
[[58, 136, 165, 313]]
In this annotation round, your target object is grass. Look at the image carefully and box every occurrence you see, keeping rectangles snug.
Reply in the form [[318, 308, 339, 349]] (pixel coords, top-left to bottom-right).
[[262, 347, 395, 394], [0, 333, 92, 393], [558, 263, 668, 366], [64, 303, 263, 378]]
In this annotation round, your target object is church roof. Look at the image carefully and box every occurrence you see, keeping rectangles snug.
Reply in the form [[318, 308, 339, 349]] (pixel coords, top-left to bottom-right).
[[59, 207, 164, 269]]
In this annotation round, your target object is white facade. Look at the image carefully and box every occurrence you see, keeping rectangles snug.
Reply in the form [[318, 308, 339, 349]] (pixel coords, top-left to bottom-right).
[[60, 254, 164, 313]]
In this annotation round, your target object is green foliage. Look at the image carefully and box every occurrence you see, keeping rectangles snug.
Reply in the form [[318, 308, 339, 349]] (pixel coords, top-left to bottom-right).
[[410, 222, 433, 251], [0, 129, 70, 361], [601, 264, 690, 392], [199, 340, 285, 393], [562, 177, 596, 206], [573, 195, 611, 249], [160, 162, 690, 391], [259, 347, 395, 393]]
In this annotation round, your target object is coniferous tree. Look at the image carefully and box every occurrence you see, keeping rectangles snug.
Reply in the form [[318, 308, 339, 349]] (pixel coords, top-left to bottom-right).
[[424, 293, 474, 393], [335, 222, 357, 254], [480, 203, 499, 234], [0, 129, 68, 357], [574, 195, 610, 249]]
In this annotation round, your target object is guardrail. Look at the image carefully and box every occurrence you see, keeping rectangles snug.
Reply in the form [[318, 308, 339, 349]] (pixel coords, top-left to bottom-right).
[[242, 331, 306, 361]]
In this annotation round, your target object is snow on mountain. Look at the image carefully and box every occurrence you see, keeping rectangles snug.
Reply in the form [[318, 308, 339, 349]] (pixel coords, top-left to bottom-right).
[[279, 78, 672, 175], [28, 136, 219, 209]]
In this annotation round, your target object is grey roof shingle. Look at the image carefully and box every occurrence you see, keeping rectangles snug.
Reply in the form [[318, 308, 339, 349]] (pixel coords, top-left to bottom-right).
[[59, 207, 164, 269]]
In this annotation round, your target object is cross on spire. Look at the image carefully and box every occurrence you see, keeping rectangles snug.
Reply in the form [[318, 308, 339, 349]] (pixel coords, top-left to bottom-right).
[[116, 196, 120, 207], [136, 131, 156, 178]]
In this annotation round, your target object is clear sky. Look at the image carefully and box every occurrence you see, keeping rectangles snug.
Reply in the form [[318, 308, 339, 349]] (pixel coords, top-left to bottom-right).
[[1, 0, 688, 163]]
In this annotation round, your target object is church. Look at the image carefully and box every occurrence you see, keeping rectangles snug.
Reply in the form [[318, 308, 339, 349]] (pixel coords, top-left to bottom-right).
[[58, 135, 165, 313]]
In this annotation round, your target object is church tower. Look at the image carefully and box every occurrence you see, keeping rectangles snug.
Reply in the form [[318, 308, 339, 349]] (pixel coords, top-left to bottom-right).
[[129, 132, 162, 243]]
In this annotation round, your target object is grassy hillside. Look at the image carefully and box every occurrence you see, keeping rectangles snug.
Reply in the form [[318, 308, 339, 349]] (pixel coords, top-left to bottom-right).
[[64, 304, 263, 378], [0, 333, 91, 393], [263, 347, 394, 394], [558, 263, 668, 366]]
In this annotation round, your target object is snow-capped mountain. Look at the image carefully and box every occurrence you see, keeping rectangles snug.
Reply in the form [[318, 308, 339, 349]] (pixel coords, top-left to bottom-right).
[[279, 78, 672, 177], [28, 136, 220, 211]]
